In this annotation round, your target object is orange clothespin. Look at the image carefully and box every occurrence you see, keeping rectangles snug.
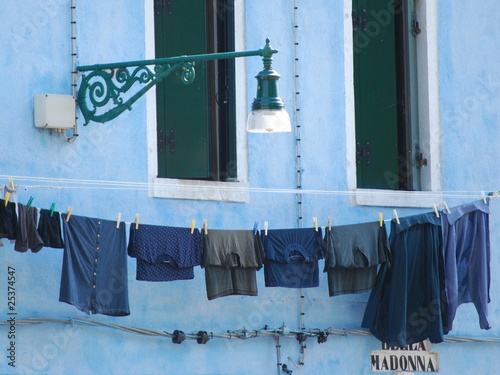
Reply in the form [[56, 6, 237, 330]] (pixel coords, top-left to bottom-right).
[[393, 209, 400, 224], [313, 217, 318, 232], [134, 214, 140, 230], [378, 213, 383, 227], [190, 220, 196, 234], [116, 213, 122, 229], [66, 206, 73, 222], [202, 219, 208, 235]]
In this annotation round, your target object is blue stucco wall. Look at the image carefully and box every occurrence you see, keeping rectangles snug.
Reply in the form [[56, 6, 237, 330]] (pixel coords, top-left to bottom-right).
[[1, 0, 500, 374]]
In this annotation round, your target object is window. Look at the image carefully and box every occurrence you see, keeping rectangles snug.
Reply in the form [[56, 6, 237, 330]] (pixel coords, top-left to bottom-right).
[[346, 0, 441, 207], [154, 0, 236, 181], [146, 0, 248, 202], [353, 0, 420, 190]]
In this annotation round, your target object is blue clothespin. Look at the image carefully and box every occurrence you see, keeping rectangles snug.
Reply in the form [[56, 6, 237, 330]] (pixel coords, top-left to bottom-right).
[[253, 221, 259, 235], [26, 196, 34, 210], [50, 202, 56, 217]]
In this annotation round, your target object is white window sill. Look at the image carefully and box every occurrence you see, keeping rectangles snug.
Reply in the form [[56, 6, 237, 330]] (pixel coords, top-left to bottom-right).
[[351, 189, 443, 208], [150, 178, 249, 203]]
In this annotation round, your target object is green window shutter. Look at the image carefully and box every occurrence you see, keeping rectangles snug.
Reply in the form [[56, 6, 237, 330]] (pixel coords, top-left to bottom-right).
[[155, 0, 211, 179], [353, 0, 421, 190], [155, 0, 236, 181], [353, 0, 399, 189]]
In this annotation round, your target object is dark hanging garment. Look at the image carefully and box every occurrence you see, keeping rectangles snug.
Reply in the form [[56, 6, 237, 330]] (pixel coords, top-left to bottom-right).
[[202, 229, 264, 300], [15, 203, 44, 253], [59, 214, 130, 316], [362, 212, 447, 347], [128, 224, 202, 281], [323, 221, 390, 296], [441, 200, 491, 333], [0, 199, 17, 240], [262, 228, 324, 288], [37, 208, 64, 248]]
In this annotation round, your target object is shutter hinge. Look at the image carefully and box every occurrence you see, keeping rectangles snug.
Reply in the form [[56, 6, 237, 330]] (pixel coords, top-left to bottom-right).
[[158, 128, 175, 154], [352, 9, 367, 32], [412, 12, 421, 36], [356, 141, 371, 165]]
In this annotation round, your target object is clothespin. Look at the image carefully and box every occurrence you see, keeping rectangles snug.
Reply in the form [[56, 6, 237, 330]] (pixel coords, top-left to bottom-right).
[[8, 177, 14, 189], [327, 216, 332, 231], [4, 192, 10, 207], [116, 213, 122, 229], [65, 206, 73, 222], [313, 217, 318, 232], [50, 202, 56, 217], [481, 191, 487, 204], [26, 196, 34, 210], [393, 209, 400, 224], [264, 221, 269, 236], [433, 204, 440, 218], [190, 220, 196, 234], [443, 201, 451, 214], [378, 213, 383, 227], [134, 213, 140, 230], [203, 219, 208, 235], [253, 221, 259, 236]]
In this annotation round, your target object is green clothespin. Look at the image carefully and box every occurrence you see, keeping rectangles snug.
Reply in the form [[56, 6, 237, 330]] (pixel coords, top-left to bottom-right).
[[50, 202, 56, 217], [26, 196, 34, 210]]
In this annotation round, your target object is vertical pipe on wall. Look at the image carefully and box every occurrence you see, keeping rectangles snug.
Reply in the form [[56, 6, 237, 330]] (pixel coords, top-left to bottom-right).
[[292, 0, 306, 368], [64, 0, 79, 142]]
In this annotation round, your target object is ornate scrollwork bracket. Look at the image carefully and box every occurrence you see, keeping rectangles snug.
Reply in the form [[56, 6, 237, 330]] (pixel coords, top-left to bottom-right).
[[76, 38, 278, 125]]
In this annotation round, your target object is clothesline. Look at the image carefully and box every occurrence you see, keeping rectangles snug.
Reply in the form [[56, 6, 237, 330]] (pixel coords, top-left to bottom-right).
[[1, 174, 499, 199]]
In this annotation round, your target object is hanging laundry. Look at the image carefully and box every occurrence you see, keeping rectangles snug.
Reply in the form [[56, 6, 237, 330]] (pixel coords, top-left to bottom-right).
[[37, 208, 65, 248], [128, 224, 202, 282], [362, 212, 447, 347], [0, 198, 17, 240], [202, 229, 264, 300], [14, 203, 43, 253], [59, 214, 130, 316], [441, 200, 491, 333], [323, 221, 390, 296], [262, 228, 324, 288]]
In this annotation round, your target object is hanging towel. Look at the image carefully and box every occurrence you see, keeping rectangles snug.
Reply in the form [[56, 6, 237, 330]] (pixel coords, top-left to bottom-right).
[[323, 221, 390, 296], [128, 224, 202, 281], [362, 212, 447, 347], [37, 208, 64, 248], [202, 229, 264, 300], [59, 214, 130, 316], [15, 203, 43, 253], [441, 200, 491, 333], [262, 228, 324, 288]]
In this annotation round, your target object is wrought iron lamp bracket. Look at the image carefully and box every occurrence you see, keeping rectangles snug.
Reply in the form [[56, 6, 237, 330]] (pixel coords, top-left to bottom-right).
[[76, 38, 277, 126]]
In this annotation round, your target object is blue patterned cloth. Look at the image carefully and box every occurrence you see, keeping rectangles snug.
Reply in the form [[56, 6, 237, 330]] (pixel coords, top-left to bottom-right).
[[128, 224, 202, 282]]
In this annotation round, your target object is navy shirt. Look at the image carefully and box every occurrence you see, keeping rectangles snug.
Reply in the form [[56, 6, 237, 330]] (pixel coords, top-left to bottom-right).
[[262, 228, 324, 288], [59, 214, 130, 316]]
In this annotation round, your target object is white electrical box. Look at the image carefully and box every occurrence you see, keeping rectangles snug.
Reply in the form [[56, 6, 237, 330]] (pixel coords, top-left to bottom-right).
[[34, 94, 76, 129]]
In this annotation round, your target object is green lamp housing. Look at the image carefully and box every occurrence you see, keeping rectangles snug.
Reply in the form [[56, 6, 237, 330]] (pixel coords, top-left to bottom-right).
[[246, 42, 291, 133]]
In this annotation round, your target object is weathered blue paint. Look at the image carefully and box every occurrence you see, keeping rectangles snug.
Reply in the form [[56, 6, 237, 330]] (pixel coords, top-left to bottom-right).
[[1, 0, 500, 374]]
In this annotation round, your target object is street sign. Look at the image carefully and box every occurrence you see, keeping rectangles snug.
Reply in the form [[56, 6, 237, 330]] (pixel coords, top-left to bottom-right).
[[371, 340, 439, 373]]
